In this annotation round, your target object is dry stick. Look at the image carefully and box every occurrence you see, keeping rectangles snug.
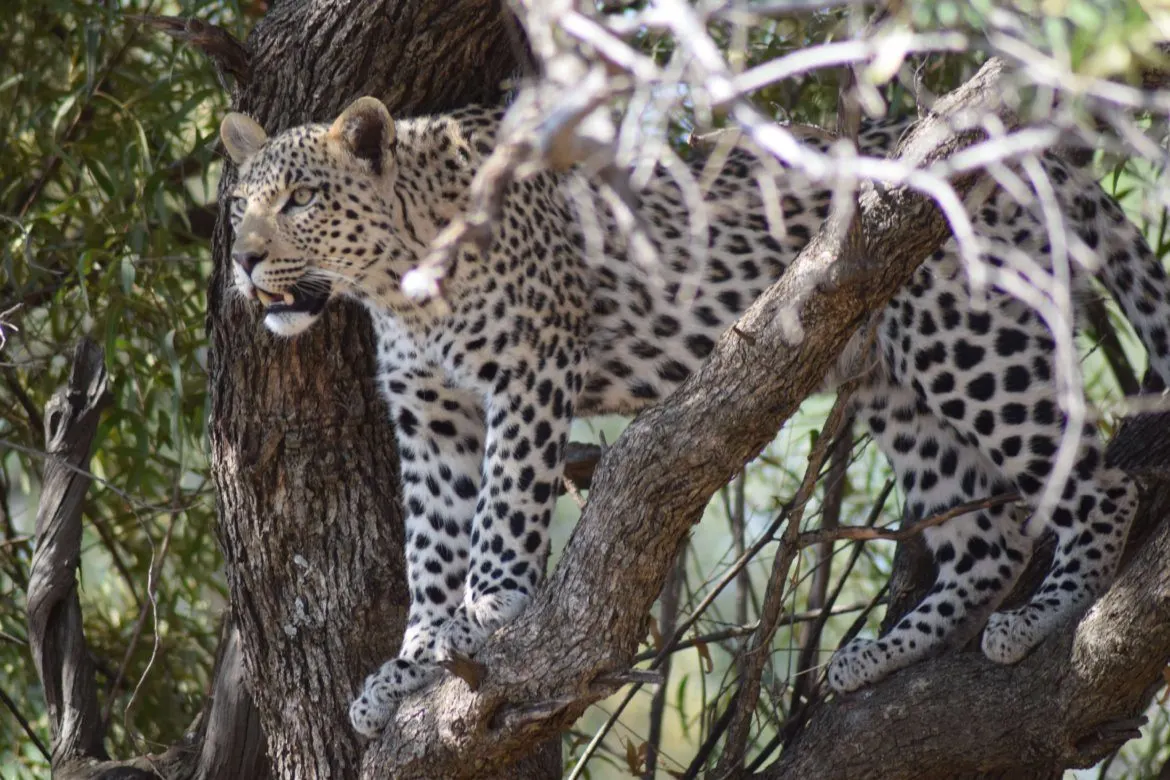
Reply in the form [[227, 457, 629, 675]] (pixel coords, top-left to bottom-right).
[[714, 385, 859, 776], [0, 685, 50, 762], [680, 689, 742, 780], [790, 421, 853, 713], [101, 516, 176, 731], [631, 600, 877, 664], [731, 473, 750, 670], [1084, 297, 1141, 397], [566, 679, 640, 779], [767, 486, 897, 766], [643, 553, 685, 779], [796, 490, 1022, 547]]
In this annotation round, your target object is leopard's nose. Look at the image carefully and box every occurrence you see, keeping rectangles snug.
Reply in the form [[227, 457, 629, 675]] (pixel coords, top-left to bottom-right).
[[233, 250, 267, 277]]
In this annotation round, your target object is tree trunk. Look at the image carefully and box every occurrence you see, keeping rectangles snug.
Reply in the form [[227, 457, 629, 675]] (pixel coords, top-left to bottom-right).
[[207, 2, 557, 777]]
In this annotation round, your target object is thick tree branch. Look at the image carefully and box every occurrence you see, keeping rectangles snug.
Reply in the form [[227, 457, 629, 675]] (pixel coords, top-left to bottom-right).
[[765, 459, 1170, 779], [363, 57, 1025, 779]]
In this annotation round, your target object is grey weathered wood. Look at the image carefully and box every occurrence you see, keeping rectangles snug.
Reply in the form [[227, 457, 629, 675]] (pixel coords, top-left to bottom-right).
[[191, 619, 270, 779], [27, 339, 111, 771]]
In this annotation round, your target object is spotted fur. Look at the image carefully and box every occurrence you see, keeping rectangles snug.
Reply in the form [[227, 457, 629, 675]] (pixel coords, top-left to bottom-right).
[[219, 97, 1170, 736]]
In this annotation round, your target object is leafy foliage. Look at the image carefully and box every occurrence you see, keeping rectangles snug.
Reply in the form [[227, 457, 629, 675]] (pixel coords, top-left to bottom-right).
[[1, 2, 251, 775]]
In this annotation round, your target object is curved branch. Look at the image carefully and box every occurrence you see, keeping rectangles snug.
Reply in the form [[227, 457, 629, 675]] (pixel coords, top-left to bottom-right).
[[130, 15, 250, 88], [27, 339, 110, 768]]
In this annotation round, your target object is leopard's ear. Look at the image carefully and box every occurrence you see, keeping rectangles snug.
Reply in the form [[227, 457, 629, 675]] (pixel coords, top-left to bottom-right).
[[220, 112, 268, 165], [329, 96, 396, 175]]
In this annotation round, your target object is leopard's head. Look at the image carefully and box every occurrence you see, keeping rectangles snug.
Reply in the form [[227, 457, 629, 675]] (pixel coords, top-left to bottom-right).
[[220, 97, 404, 336]]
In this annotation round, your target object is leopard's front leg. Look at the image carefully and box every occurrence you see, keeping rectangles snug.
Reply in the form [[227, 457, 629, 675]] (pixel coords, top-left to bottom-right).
[[432, 350, 583, 668], [349, 325, 486, 737]]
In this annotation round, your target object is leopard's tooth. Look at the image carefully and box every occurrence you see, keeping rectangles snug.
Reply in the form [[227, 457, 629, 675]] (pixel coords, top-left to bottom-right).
[[255, 288, 276, 305], [283, 291, 296, 305]]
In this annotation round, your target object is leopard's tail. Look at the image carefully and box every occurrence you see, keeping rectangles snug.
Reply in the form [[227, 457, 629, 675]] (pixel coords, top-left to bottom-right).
[[1085, 188, 1170, 393]]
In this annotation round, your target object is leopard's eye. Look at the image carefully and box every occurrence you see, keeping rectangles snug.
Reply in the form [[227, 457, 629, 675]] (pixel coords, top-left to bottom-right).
[[229, 196, 247, 218], [284, 187, 316, 211]]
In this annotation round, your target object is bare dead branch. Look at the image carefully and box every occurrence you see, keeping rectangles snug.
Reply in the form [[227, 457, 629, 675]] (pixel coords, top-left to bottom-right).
[[790, 421, 853, 712], [797, 490, 1023, 547], [632, 600, 878, 665], [1084, 298, 1141, 397], [644, 555, 684, 779], [130, 15, 250, 88], [27, 339, 111, 768]]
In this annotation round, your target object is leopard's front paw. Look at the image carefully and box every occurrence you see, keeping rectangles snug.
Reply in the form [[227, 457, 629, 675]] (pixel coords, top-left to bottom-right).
[[433, 606, 487, 663], [827, 638, 895, 694], [466, 588, 531, 633], [431, 591, 533, 688], [981, 606, 1044, 664], [348, 658, 438, 737]]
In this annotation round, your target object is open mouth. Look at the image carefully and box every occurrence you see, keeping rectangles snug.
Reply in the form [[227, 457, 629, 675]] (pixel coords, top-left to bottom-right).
[[254, 283, 329, 315]]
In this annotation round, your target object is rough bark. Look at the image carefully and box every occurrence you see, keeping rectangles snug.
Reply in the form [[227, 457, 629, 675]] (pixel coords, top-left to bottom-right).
[[207, 2, 558, 778], [357, 57, 1086, 779]]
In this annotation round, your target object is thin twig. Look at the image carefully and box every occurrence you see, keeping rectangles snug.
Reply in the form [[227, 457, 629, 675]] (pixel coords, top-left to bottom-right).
[[102, 514, 176, 731], [644, 553, 684, 779], [0, 685, 50, 761], [790, 419, 853, 711], [715, 385, 858, 774], [731, 473, 749, 661], [1084, 298, 1141, 397], [631, 600, 877, 664], [796, 490, 1022, 548], [2, 366, 44, 437], [679, 689, 741, 780]]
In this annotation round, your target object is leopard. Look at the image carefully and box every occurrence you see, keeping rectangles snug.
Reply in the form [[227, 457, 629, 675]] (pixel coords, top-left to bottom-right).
[[219, 96, 1170, 737]]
